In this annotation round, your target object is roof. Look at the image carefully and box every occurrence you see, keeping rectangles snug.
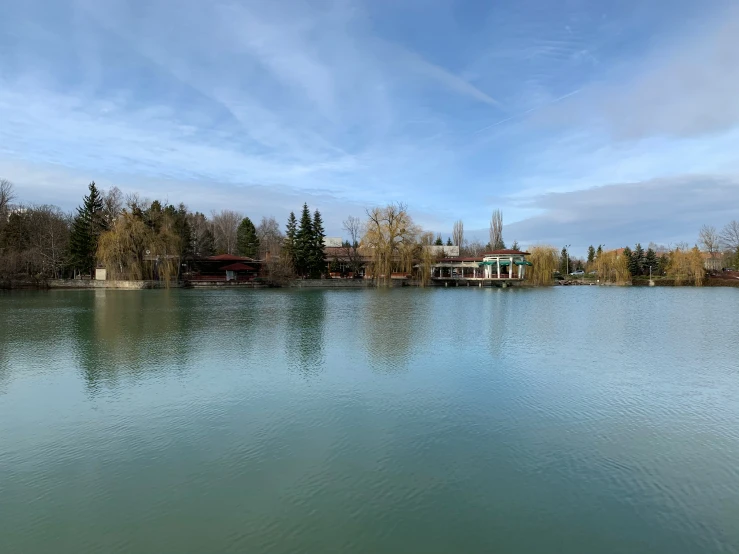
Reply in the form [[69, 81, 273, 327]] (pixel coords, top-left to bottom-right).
[[220, 262, 256, 271], [206, 254, 254, 262], [439, 256, 484, 262], [482, 249, 531, 256], [438, 251, 530, 263]]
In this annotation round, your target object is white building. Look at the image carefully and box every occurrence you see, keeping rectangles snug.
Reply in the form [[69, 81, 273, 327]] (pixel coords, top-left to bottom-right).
[[323, 237, 344, 247]]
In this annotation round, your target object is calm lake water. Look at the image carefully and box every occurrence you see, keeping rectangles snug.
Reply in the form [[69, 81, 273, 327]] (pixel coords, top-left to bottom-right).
[[1, 287, 738, 553]]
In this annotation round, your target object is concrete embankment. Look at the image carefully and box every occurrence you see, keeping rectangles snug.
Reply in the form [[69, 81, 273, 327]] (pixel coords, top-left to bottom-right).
[[47, 279, 181, 289], [289, 279, 387, 288]]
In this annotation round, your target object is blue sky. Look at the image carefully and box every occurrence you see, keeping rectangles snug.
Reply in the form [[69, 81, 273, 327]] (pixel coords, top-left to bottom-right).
[[1, 0, 738, 253]]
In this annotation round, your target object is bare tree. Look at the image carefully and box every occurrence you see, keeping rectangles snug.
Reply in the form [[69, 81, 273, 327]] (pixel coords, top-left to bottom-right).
[[452, 219, 464, 248], [256, 216, 283, 259], [489, 209, 504, 250], [102, 186, 123, 225], [342, 215, 363, 276], [0, 178, 14, 214], [720, 220, 739, 252], [464, 239, 485, 257], [28, 205, 71, 278], [187, 212, 215, 258], [699, 225, 719, 254], [211, 209, 242, 254], [0, 204, 70, 278], [125, 192, 150, 215], [698, 224, 720, 271]]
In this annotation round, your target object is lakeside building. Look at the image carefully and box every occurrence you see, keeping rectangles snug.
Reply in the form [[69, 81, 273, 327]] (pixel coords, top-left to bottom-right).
[[189, 254, 260, 283], [431, 249, 532, 282]]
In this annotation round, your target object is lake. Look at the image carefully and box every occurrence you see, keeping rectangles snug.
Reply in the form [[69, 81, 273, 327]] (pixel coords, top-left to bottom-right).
[[1, 287, 738, 553]]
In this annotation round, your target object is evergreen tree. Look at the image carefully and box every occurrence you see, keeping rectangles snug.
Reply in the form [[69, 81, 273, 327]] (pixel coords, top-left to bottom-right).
[[294, 203, 313, 276], [164, 204, 192, 259], [284, 211, 298, 268], [622, 246, 633, 276], [69, 181, 107, 276], [236, 217, 260, 258], [310, 209, 326, 277], [597, 244, 603, 258], [587, 245, 596, 264], [511, 240, 520, 251], [0, 211, 30, 253], [645, 248, 658, 275], [145, 200, 163, 232], [630, 243, 645, 276], [434, 234, 443, 246], [559, 247, 569, 275], [446, 237, 453, 246], [199, 228, 215, 257], [187, 212, 215, 258]]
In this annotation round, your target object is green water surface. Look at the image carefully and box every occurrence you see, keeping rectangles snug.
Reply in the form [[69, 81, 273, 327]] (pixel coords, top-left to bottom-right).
[[1, 287, 738, 553]]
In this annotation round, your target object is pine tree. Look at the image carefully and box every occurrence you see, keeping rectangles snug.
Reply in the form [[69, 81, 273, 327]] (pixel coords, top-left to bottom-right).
[[236, 217, 260, 258], [310, 209, 326, 277], [69, 181, 107, 276], [559, 247, 569, 275], [164, 204, 192, 259], [587, 245, 596, 264], [200, 229, 215, 257], [434, 234, 443, 246], [645, 248, 658, 275], [446, 237, 453, 246], [622, 246, 633, 276], [284, 211, 298, 268], [630, 243, 644, 276], [294, 203, 313, 276], [511, 240, 520, 251], [145, 200, 163, 232], [597, 244, 603, 258]]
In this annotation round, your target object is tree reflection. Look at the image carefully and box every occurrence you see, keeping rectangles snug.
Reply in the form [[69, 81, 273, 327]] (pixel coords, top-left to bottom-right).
[[73, 290, 197, 392], [284, 290, 326, 374], [362, 288, 430, 372]]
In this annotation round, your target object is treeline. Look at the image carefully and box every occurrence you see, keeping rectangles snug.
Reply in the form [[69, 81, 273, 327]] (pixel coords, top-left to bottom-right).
[[560, 232, 739, 286], [3, 176, 737, 286], [0, 180, 285, 281]]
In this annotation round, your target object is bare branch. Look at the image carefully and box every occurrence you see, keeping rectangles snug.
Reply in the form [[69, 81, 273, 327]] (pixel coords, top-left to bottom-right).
[[0, 178, 15, 213]]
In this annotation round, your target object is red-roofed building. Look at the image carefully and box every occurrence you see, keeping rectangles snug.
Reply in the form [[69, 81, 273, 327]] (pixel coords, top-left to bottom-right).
[[189, 254, 261, 283], [206, 254, 256, 263]]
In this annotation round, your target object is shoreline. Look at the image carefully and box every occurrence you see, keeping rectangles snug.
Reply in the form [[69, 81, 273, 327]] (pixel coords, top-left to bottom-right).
[[3, 277, 738, 290]]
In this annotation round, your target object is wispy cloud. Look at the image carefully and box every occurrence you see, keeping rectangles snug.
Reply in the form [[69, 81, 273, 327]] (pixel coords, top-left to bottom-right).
[[0, 0, 737, 246]]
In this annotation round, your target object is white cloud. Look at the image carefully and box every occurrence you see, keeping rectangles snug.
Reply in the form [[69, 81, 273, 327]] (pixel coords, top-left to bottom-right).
[[505, 174, 739, 251]]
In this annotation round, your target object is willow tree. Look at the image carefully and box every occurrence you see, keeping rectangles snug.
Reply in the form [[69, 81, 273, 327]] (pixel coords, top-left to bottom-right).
[[362, 202, 419, 287], [525, 245, 558, 286], [97, 211, 181, 284], [417, 232, 437, 286], [595, 250, 631, 284], [97, 212, 152, 280], [666, 246, 705, 286]]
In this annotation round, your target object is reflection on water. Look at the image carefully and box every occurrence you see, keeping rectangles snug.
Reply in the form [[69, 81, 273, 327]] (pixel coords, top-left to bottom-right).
[[75, 290, 197, 391], [285, 290, 326, 373], [361, 288, 428, 371], [1, 287, 739, 554]]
